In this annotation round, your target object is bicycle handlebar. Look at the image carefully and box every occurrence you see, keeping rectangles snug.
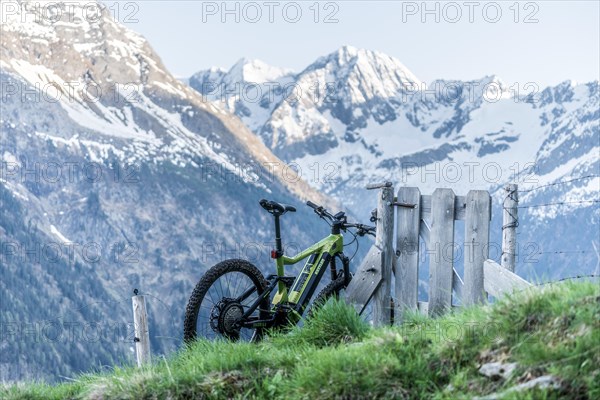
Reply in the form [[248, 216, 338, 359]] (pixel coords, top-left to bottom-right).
[[347, 223, 376, 237], [305, 201, 376, 236], [306, 200, 319, 210], [306, 200, 335, 220]]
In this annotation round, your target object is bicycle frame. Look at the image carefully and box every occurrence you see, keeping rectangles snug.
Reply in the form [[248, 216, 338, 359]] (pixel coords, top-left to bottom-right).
[[273, 232, 343, 307], [236, 233, 345, 329]]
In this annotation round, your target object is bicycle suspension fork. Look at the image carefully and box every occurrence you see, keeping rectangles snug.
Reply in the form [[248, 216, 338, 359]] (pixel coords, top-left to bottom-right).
[[331, 253, 351, 286], [329, 256, 337, 281]]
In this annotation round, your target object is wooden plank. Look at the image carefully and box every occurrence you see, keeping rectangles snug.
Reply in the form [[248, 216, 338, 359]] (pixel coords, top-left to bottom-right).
[[501, 184, 519, 272], [417, 301, 459, 315], [395, 187, 421, 323], [421, 194, 468, 220], [483, 259, 532, 298], [132, 294, 151, 366], [345, 245, 383, 315], [419, 217, 464, 301], [463, 191, 491, 306], [372, 186, 394, 326], [428, 188, 455, 316]]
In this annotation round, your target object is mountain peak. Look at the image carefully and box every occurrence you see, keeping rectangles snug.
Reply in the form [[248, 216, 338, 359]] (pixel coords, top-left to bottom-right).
[[311, 45, 423, 88], [299, 45, 423, 102], [227, 57, 294, 83], [335, 44, 359, 57], [479, 74, 505, 87], [0, 0, 156, 91]]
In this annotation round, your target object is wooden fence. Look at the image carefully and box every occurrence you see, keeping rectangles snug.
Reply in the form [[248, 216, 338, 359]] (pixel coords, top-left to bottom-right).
[[347, 183, 532, 324]]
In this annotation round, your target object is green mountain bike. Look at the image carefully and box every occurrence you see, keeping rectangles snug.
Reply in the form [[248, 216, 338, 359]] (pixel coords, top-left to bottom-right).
[[183, 199, 375, 342]]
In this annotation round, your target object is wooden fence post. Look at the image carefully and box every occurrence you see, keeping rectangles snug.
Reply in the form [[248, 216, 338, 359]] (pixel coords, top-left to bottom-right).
[[429, 188, 455, 316], [132, 291, 151, 366], [501, 184, 518, 272], [372, 184, 394, 326], [345, 244, 383, 315], [463, 191, 491, 305], [395, 187, 421, 322]]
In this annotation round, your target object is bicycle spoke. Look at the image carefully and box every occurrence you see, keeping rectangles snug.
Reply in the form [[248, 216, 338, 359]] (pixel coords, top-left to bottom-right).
[[217, 276, 225, 299], [233, 272, 243, 297], [225, 272, 232, 296]]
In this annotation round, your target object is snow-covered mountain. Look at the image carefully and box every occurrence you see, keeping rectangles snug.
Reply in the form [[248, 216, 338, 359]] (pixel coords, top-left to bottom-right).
[[1, 0, 597, 384], [0, 1, 339, 382], [190, 46, 600, 280], [190, 46, 423, 161]]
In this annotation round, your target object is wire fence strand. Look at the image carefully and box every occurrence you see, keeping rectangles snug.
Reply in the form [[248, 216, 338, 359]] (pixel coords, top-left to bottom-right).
[[518, 200, 599, 209], [534, 250, 590, 255], [535, 274, 600, 286], [519, 174, 600, 193]]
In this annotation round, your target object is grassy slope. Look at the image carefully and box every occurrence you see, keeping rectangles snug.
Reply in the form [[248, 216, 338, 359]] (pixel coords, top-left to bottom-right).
[[3, 281, 599, 400]]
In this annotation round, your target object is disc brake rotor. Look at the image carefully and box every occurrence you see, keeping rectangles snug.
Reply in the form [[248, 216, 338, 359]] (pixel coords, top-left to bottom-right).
[[210, 298, 244, 337]]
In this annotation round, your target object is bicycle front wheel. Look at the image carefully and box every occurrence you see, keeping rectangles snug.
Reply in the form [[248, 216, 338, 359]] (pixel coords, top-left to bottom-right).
[[306, 272, 350, 317], [307, 271, 394, 324], [183, 259, 269, 343]]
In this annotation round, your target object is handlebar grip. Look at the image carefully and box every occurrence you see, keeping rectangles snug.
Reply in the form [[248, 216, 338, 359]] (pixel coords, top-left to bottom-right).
[[306, 201, 319, 210]]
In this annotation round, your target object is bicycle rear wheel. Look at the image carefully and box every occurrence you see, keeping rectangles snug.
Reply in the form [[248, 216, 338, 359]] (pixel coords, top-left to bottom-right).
[[183, 259, 269, 343]]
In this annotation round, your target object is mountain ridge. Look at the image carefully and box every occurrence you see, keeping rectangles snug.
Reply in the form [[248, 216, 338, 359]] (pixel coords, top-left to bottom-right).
[[0, 0, 344, 383]]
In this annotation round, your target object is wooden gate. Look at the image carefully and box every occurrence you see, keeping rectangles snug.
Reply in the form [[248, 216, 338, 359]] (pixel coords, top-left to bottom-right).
[[346, 184, 494, 323], [395, 187, 491, 318]]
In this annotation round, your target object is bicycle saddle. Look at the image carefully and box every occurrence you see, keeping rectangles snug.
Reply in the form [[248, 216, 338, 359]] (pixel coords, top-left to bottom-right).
[[259, 199, 296, 215]]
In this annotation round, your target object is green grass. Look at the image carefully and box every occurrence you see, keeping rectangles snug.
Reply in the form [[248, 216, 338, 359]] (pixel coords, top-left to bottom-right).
[[3, 281, 599, 399]]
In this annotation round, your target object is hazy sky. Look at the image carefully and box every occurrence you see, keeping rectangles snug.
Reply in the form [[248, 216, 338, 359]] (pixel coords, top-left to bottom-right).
[[112, 1, 600, 87]]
